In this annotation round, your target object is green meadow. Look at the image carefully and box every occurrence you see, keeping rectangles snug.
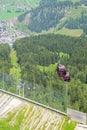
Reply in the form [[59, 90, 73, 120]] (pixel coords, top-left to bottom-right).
[[10, 49, 21, 79], [0, 0, 40, 20], [29, 0, 40, 4], [58, 0, 80, 2], [56, 27, 83, 37], [0, 6, 25, 20], [38, 63, 57, 72]]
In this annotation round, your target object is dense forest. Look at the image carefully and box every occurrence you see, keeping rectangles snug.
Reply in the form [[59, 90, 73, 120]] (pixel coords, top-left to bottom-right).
[[18, 0, 73, 32], [0, 44, 11, 74], [0, 34, 87, 113], [12, 34, 87, 113], [18, 0, 87, 35], [28, 0, 73, 32]]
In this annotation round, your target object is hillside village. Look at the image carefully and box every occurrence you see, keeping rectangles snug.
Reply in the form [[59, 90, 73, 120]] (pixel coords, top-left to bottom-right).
[[0, 1, 29, 46], [0, 19, 28, 46]]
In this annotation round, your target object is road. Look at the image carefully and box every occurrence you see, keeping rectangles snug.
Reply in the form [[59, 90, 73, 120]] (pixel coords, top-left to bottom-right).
[[67, 108, 87, 124]]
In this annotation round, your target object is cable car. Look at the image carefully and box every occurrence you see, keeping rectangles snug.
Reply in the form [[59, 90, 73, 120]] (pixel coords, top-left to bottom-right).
[[64, 73, 70, 82], [57, 65, 67, 78]]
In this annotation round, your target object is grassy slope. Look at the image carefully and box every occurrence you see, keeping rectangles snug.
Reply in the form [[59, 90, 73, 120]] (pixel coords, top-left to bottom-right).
[[38, 26, 83, 37], [10, 49, 21, 79], [29, 0, 40, 4], [0, 0, 86, 37], [56, 27, 83, 37], [58, 0, 80, 2], [38, 63, 57, 72], [0, 0, 40, 20], [0, 10, 24, 21]]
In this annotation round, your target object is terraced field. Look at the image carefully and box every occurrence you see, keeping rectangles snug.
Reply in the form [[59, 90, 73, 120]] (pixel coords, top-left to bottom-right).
[[0, 91, 76, 130]]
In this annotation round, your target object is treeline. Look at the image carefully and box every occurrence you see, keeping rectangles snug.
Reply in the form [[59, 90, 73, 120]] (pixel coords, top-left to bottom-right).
[[13, 34, 82, 67], [0, 44, 16, 93], [13, 34, 87, 112], [0, 44, 11, 74], [0, 44, 20, 93]]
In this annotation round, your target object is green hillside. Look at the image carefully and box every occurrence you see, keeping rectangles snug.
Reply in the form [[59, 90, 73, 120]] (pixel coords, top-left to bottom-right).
[[0, 0, 40, 20], [0, 0, 87, 36], [0, 34, 87, 113], [0, 1, 87, 129], [13, 34, 87, 113], [16, 0, 87, 36]]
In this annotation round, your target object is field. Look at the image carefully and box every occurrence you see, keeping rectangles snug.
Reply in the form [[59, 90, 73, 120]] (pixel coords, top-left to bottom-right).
[[29, 0, 40, 4], [0, 0, 40, 20], [38, 63, 57, 73], [56, 27, 83, 37], [41, 27, 83, 37], [0, 0, 38, 5], [58, 0, 80, 2], [0, 8, 25, 21]]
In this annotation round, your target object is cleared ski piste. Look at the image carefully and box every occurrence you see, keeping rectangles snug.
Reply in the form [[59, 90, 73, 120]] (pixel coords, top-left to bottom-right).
[[0, 89, 76, 130]]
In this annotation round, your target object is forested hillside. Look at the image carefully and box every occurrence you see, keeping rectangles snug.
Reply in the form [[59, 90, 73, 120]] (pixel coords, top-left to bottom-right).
[[12, 34, 87, 113], [28, 0, 73, 32], [0, 34, 87, 113], [18, 0, 87, 36]]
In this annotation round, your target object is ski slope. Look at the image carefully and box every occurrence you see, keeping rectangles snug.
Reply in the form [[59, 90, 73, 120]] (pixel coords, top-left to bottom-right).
[[0, 91, 66, 130]]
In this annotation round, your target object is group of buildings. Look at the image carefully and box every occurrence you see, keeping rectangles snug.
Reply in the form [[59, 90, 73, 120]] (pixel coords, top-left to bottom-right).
[[0, 19, 28, 47]]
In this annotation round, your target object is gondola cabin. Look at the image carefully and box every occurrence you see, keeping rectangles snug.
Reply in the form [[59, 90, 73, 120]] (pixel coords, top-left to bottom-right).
[[64, 73, 70, 82], [57, 65, 67, 78]]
